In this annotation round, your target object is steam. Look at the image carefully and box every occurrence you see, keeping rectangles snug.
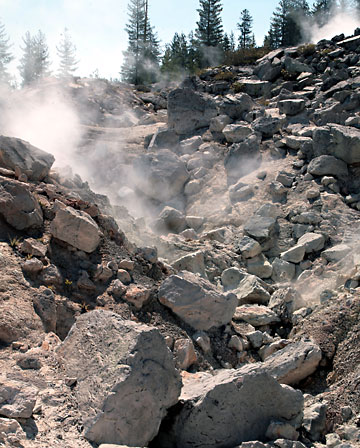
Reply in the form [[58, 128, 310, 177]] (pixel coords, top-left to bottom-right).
[[302, 5, 360, 43]]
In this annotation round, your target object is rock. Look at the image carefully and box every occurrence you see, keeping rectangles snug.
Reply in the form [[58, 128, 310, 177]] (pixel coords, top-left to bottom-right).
[[261, 339, 322, 385], [168, 88, 217, 134], [172, 251, 206, 277], [252, 117, 282, 138], [22, 258, 43, 274], [20, 238, 47, 257], [276, 171, 294, 188], [193, 331, 211, 354], [173, 338, 197, 370], [235, 274, 271, 305], [50, 206, 101, 253], [265, 421, 299, 441], [322, 244, 352, 263], [123, 285, 151, 309], [157, 206, 187, 233], [0, 176, 43, 230], [108, 279, 127, 299], [0, 417, 25, 445], [33, 288, 56, 333], [284, 56, 313, 75], [209, 114, 232, 132], [0, 135, 55, 181], [278, 100, 306, 116], [259, 340, 289, 361], [133, 149, 189, 202], [303, 402, 328, 442], [148, 128, 179, 150], [118, 259, 135, 271], [158, 271, 237, 331], [224, 134, 261, 181], [0, 379, 38, 418], [117, 269, 131, 285], [236, 236, 262, 258], [268, 287, 305, 325], [16, 352, 42, 370], [272, 258, 296, 283], [218, 93, 255, 119], [154, 367, 303, 448], [228, 335, 244, 352], [179, 136, 203, 155], [247, 254, 273, 279], [221, 267, 246, 290], [233, 305, 281, 327], [329, 124, 360, 164], [297, 233, 325, 253], [280, 245, 305, 264], [244, 216, 276, 241], [307, 155, 348, 177], [137, 246, 158, 264], [223, 123, 252, 143], [57, 310, 182, 446], [237, 79, 271, 97], [229, 181, 254, 203]]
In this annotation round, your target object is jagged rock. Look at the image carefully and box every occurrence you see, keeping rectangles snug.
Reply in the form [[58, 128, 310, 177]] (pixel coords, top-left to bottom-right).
[[322, 244, 352, 263], [329, 124, 360, 164], [20, 238, 47, 257], [0, 379, 38, 418], [234, 274, 271, 305], [179, 136, 202, 155], [173, 338, 197, 370], [218, 93, 255, 119], [22, 257, 44, 274], [148, 128, 179, 150], [193, 331, 211, 353], [284, 56, 313, 75], [303, 402, 328, 442], [261, 339, 322, 385], [297, 232, 325, 253], [123, 285, 150, 309], [156, 206, 187, 234], [269, 287, 305, 324], [237, 79, 271, 97], [278, 99, 306, 116], [137, 246, 158, 263], [280, 245, 305, 264], [158, 271, 237, 331], [57, 310, 182, 446], [272, 258, 296, 283], [0, 176, 43, 230], [154, 367, 303, 448], [0, 135, 54, 181], [133, 149, 189, 201], [223, 123, 252, 143], [233, 304, 281, 327], [107, 279, 126, 299], [172, 251, 206, 277], [244, 216, 277, 241], [50, 206, 101, 253], [307, 155, 348, 177], [276, 171, 294, 187], [209, 114, 232, 132], [247, 254, 273, 279], [0, 417, 26, 445], [168, 88, 217, 134], [265, 421, 299, 441], [236, 236, 262, 258], [33, 288, 56, 333], [252, 117, 282, 138], [229, 181, 254, 203], [224, 134, 261, 181], [221, 267, 247, 290]]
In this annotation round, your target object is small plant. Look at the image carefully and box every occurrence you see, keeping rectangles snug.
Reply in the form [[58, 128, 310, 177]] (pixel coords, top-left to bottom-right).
[[65, 279, 73, 286], [80, 301, 90, 313], [9, 235, 22, 248], [214, 71, 235, 81], [281, 69, 297, 81], [320, 48, 332, 56], [47, 285, 55, 291], [257, 98, 270, 107], [231, 82, 245, 93], [26, 254, 33, 260], [298, 43, 316, 57]]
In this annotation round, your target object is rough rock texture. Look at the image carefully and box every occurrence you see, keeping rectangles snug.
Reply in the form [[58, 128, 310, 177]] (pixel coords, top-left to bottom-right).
[[57, 310, 182, 446], [158, 271, 237, 330], [154, 367, 303, 448], [50, 206, 101, 253], [0, 176, 43, 230], [0, 135, 55, 181], [0, 379, 38, 418]]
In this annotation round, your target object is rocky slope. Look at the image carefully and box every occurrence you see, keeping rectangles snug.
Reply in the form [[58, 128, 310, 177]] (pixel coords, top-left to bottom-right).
[[1, 30, 360, 448]]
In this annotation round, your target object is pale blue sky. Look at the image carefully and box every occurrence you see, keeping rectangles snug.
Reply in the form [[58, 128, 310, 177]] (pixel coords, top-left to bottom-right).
[[1, 0, 318, 80]]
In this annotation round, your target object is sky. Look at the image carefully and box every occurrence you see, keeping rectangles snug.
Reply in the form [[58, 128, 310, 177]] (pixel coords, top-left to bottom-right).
[[0, 0, 330, 81]]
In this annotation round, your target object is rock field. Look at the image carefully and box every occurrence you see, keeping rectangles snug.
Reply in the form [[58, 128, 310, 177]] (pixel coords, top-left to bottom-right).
[[1, 30, 360, 448]]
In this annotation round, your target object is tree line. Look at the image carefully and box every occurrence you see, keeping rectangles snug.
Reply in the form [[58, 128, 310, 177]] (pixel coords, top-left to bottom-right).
[[0, 26, 78, 87], [122, 0, 360, 85]]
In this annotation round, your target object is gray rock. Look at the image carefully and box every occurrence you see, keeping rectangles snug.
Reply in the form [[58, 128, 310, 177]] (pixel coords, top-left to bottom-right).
[[244, 216, 277, 241], [280, 245, 305, 264], [50, 206, 101, 253], [209, 114, 232, 132], [154, 366, 303, 448], [22, 257, 44, 274], [265, 421, 299, 441], [229, 181, 254, 203], [233, 304, 281, 326], [329, 124, 360, 164], [235, 274, 271, 305], [322, 244, 352, 263], [148, 128, 179, 150], [284, 56, 313, 75], [133, 149, 189, 201], [20, 238, 47, 258], [262, 339, 322, 385], [247, 254, 273, 279], [0, 135, 54, 181], [223, 123, 252, 143], [278, 100, 306, 116], [168, 88, 217, 134], [236, 236, 262, 258], [57, 310, 182, 446], [269, 287, 305, 325], [238, 79, 271, 97], [158, 271, 237, 331], [221, 267, 246, 290], [218, 93, 255, 120], [173, 338, 197, 370], [272, 258, 296, 283], [0, 379, 38, 418], [157, 206, 187, 234], [297, 233, 325, 253], [185, 215, 204, 230], [303, 402, 328, 442], [307, 155, 348, 177], [0, 417, 25, 445], [276, 171, 294, 188], [172, 251, 206, 277], [252, 117, 282, 138], [0, 176, 43, 230], [179, 136, 202, 155]]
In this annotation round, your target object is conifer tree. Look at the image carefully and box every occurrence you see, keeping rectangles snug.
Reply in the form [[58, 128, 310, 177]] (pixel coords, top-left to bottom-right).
[[195, 0, 223, 47], [19, 30, 51, 86], [57, 28, 78, 78], [33, 30, 51, 78], [238, 9, 254, 49], [0, 21, 13, 84]]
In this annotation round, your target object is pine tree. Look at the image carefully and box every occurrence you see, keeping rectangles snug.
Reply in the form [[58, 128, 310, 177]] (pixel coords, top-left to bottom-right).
[[121, 0, 160, 85], [19, 30, 51, 86], [195, 0, 223, 47], [0, 21, 13, 84], [238, 9, 254, 49], [312, 0, 334, 25], [222, 32, 231, 52], [57, 28, 78, 78], [161, 33, 189, 75], [33, 30, 51, 79]]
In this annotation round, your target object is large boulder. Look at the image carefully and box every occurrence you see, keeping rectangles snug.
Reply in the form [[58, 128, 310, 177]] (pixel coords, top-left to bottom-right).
[[154, 366, 303, 448], [329, 124, 360, 164], [158, 271, 237, 331], [0, 136, 55, 181], [0, 176, 43, 230], [50, 206, 101, 253], [218, 93, 255, 119], [133, 149, 189, 202], [57, 310, 182, 446], [307, 155, 348, 177], [224, 134, 261, 182], [167, 88, 217, 134]]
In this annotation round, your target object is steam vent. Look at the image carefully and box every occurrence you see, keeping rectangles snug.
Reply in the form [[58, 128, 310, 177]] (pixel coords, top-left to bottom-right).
[[1, 6, 360, 447]]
